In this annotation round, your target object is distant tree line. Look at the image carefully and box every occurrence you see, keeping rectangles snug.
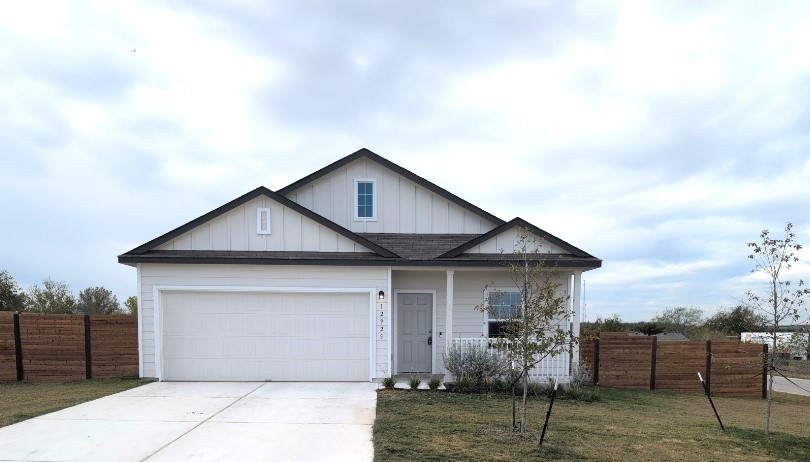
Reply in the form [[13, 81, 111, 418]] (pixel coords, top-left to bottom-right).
[[582, 305, 767, 340], [0, 269, 136, 315]]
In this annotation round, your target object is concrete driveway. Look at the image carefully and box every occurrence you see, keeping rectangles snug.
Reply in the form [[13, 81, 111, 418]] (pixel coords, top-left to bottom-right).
[[773, 376, 810, 397], [0, 382, 377, 462]]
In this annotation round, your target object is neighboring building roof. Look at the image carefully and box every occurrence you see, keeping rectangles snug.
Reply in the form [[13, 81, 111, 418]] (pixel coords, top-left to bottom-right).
[[628, 332, 690, 341], [277, 148, 505, 227]]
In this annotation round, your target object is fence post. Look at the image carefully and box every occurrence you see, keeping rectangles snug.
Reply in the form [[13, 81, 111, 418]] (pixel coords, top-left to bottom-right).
[[705, 340, 712, 395], [84, 315, 92, 379], [650, 336, 658, 390], [593, 337, 600, 385], [761, 344, 768, 400], [13, 313, 23, 381]]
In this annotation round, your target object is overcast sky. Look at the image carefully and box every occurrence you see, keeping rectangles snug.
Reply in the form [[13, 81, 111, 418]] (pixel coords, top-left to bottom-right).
[[2, 1, 809, 322]]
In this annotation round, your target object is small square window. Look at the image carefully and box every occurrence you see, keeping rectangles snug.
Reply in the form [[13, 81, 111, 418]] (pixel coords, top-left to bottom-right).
[[355, 179, 376, 221]]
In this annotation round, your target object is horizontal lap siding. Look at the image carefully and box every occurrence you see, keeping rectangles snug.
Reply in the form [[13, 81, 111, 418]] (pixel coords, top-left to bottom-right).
[[140, 264, 388, 379], [0, 312, 16, 380], [91, 316, 138, 378]]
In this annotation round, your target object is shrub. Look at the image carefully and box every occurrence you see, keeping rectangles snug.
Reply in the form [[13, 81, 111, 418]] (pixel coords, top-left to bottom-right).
[[569, 363, 591, 389], [443, 343, 509, 385], [428, 374, 443, 390], [409, 373, 422, 390], [454, 376, 475, 393], [381, 376, 396, 389]]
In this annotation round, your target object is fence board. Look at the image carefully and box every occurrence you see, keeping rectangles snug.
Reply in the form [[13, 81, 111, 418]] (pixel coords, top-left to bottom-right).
[[0, 312, 16, 380], [580, 333, 765, 397], [0, 313, 137, 381]]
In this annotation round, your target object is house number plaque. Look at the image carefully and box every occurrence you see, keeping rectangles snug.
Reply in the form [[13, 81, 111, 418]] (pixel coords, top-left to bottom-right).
[[378, 302, 386, 340]]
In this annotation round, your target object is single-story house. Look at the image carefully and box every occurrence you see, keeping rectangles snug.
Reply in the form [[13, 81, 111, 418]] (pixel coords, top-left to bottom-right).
[[119, 148, 602, 382]]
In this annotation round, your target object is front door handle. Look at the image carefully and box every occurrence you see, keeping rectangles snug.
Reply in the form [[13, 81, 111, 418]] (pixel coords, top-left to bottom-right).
[[427, 335, 433, 346]]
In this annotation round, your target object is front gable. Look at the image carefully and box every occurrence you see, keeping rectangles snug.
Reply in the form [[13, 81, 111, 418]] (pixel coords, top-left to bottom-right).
[[120, 187, 397, 262], [154, 195, 372, 253], [459, 227, 568, 254], [279, 148, 503, 234], [440, 218, 597, 260]]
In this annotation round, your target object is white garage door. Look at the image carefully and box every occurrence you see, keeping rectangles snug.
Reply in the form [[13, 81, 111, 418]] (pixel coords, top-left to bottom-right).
[[161, 291, 371, 381]]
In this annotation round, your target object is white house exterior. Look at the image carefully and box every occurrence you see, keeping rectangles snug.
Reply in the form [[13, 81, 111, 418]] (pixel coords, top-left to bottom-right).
[[119, 149, 602, 382]]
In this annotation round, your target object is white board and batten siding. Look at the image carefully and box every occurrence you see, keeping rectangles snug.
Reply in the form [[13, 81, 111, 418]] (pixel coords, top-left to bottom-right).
[[284, 157, 498, 234], [155, 196, 370, 253], [463, 228, 567, 254], [138, 264, 389, 381]]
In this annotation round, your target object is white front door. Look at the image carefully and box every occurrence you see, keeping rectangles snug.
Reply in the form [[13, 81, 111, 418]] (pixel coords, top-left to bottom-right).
[[397, 293, 432, 373]]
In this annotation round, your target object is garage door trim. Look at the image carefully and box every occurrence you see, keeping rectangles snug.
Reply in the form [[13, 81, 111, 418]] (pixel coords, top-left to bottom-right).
[[152, 285, 376, 381]]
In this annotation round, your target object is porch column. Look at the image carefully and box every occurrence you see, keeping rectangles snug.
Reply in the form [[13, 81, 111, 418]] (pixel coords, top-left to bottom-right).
[[445, 270, 454, 348], [572, 271, 582, 367]]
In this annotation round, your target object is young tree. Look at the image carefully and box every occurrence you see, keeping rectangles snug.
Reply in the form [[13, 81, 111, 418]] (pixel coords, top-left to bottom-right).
[[651, 307, 704, 336], [746, 223, 810, 434], [25, 278, 76, 314], [124, 296, 138, 315], [476, 231, 573, 433], [0, 270, 26, 311], [76, 287, 121, 315]]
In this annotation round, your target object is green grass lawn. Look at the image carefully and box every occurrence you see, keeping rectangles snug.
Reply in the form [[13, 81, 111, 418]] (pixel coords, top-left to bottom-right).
[[374, 387, 810, 461], [0, 378, 151, 427]]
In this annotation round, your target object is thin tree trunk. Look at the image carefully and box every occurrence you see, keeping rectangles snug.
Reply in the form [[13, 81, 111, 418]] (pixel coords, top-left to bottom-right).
[[521, 369, 528, 433]]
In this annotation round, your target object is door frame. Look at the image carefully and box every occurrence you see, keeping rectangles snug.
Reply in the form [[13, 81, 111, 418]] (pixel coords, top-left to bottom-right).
[[393, 289, 437, 374]]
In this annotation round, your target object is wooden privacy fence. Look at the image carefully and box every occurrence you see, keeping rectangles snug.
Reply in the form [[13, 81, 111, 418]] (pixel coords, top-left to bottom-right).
[[580, 332, 767, 398], [0, 312, 138, 381]]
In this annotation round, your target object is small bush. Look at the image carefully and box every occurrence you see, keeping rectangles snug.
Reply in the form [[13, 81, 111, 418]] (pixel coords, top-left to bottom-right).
[[569, 363, 591, 389], [454, 376, 475, 393], [409, 373, 422, 390], [428, 374, 443, 390], [443, 342, 509, 385], [381, 376, 396, 389]]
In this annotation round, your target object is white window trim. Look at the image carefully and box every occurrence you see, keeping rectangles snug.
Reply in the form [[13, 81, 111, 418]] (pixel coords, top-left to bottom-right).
[[354, 178, 377, 221], [256, 207, 271, 234], [483, 288, 522, 338]]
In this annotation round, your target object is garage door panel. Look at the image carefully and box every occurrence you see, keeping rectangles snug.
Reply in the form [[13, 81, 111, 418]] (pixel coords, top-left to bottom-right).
[[162, 291, 371, 381]]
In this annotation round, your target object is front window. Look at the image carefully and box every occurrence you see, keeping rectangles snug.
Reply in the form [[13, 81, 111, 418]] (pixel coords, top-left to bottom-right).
[[487, 291, 521, 338], [355, 179, 376, 220]]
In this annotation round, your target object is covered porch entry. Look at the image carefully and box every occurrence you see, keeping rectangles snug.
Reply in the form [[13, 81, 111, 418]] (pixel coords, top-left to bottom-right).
[[387, 268, 581, 380]]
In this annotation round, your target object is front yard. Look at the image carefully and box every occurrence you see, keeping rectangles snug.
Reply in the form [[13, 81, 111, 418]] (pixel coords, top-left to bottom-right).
[[374, 387, 810, 461], [0, 378, 150, 427]]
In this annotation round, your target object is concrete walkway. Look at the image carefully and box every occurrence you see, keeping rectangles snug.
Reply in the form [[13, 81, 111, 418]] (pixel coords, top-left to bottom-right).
[[773, 376, 810, 397], [0, 382, 377, 462]]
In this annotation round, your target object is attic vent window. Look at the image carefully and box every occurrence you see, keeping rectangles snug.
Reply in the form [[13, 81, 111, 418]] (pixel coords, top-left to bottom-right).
[[354, 179, 376, 221], [256, 208, 271, 234]]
